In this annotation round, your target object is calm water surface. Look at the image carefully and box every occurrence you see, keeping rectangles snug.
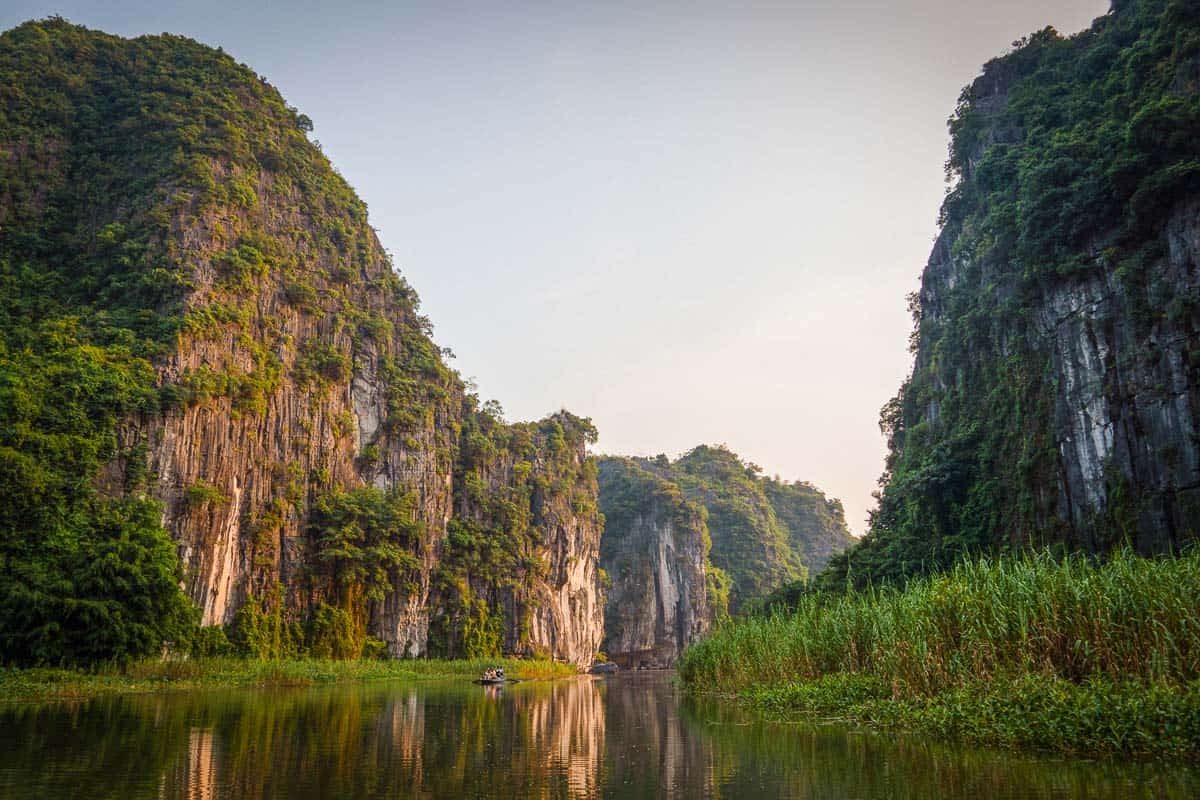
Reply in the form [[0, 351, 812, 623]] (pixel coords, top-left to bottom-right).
[[0, 671, 1196, 799]]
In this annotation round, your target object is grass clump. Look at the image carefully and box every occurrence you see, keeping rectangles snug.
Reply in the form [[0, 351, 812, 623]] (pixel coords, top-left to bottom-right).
[[678, 549, 1200, 757], [0, 656, 576, 703]]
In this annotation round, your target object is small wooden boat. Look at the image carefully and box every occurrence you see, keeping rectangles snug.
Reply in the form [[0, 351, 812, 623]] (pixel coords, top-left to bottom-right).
[[473, 668, 519, 685]]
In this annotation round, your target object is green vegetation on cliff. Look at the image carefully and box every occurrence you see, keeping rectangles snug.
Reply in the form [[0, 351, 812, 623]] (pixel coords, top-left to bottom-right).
[[679, 549, 1200, 756], [825, 0, 1200, 590], [600, 446, 852, 614], [0, 16, 423, 666], [0, 18, 602, 668], [674, 446, 807, 610], [0, 19, 254, 665], [431, 409, 600, 660]]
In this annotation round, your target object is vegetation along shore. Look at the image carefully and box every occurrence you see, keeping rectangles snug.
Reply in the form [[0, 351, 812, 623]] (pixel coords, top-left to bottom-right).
[[0, 657, 575, 704], [677, 549, 1200, 757]]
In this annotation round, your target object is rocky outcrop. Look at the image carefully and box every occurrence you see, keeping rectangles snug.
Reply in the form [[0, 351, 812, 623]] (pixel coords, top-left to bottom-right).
[[909, 38, 1200, 556], [143, 143, 601, 664], [432, 413, 604, 665], [1032, 203, 1200, 552], [598, 458, 710, 669], [597, 450, 852, 665], [838, 5, 1200, 587], [0, 20, 603, 665], [601, 511, 708, 669], [903, 214, 1200, 559], [132, 191, 464, 651]]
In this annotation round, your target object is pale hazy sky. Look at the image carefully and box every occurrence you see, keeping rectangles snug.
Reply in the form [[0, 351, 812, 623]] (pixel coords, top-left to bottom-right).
[[3, 1, 1110, 533]]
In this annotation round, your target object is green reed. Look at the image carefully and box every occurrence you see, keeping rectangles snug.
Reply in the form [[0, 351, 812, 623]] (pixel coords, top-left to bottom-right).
[[677, 549, 1200, 755], [0, 657, 576, 703]]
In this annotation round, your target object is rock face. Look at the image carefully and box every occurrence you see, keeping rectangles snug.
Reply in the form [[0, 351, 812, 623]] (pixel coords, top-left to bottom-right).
[[0, 20, 602, 665], [598, 458, 710, 669], [430, 414, 605, 665], [831, 4, 1200, 587], [919, 198, 1200, 554], [597, 450, 852, 666], [1033, 203, 1200, 551]]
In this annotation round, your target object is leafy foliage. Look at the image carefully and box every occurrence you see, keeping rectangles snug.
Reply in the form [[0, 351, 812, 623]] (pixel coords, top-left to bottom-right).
[[230, 594, 302, 660], [309, 486, 423, 604], [0, 310, 195, 664], [0, 496, 197, 666], [429, 408, 600, 659]]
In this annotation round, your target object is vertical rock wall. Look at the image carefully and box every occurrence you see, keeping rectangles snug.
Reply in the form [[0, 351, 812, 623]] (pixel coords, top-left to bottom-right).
[[599, 508, 709, 669], [908, 84, 1200, 556], [432, 413, 605, 666], [597, 458, 711, 668]]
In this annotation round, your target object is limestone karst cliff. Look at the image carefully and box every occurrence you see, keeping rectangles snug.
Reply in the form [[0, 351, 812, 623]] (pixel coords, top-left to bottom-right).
[[597, 458, 712, 669], [598, 448, 852, 666], [429, 413, 604, 666], [0, 19, 601, 665], [827, 0, 1200, 588]]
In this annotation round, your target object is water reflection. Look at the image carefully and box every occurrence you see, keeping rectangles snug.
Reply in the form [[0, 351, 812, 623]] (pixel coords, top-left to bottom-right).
[[0, 672, 1195, 799], [159, 728, 219, 800]]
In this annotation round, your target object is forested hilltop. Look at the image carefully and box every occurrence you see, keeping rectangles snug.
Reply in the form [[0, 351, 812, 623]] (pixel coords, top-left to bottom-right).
[[824, 0, 1200, 589], [0, 18, 603, 667], [598, 447, 852, 667]]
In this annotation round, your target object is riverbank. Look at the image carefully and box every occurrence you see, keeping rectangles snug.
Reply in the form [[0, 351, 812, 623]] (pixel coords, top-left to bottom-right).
[[678, 549, 1200, 757], [0, 657, 577, 703]]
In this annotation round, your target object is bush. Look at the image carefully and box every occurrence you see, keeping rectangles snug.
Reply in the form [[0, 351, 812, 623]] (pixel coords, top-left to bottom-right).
[[185, 479, 229, 508], [293, 341, 351, 386], [307, 602, 361, 659], [0, 497, 198, 666], [230, 594, 303, 660], [190, 625, 235, 657]]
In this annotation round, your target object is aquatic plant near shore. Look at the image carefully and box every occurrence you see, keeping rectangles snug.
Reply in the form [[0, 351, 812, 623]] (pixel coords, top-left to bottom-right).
[[677, 549, 1200, 756], [0, 657, 576, 703]]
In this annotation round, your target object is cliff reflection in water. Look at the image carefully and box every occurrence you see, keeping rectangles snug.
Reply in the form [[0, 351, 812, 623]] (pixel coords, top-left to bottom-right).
[[154, 678, 605, 799], [0, 672, 1197, 799]]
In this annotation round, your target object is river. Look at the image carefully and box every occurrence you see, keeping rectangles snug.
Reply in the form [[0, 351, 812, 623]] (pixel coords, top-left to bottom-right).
[[0, 671, 1195, 798]]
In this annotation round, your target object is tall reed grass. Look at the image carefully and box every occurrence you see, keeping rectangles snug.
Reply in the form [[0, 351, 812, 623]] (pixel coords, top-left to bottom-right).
[[677, 549, 1200, 755], [680, 549, 1199, 692]]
